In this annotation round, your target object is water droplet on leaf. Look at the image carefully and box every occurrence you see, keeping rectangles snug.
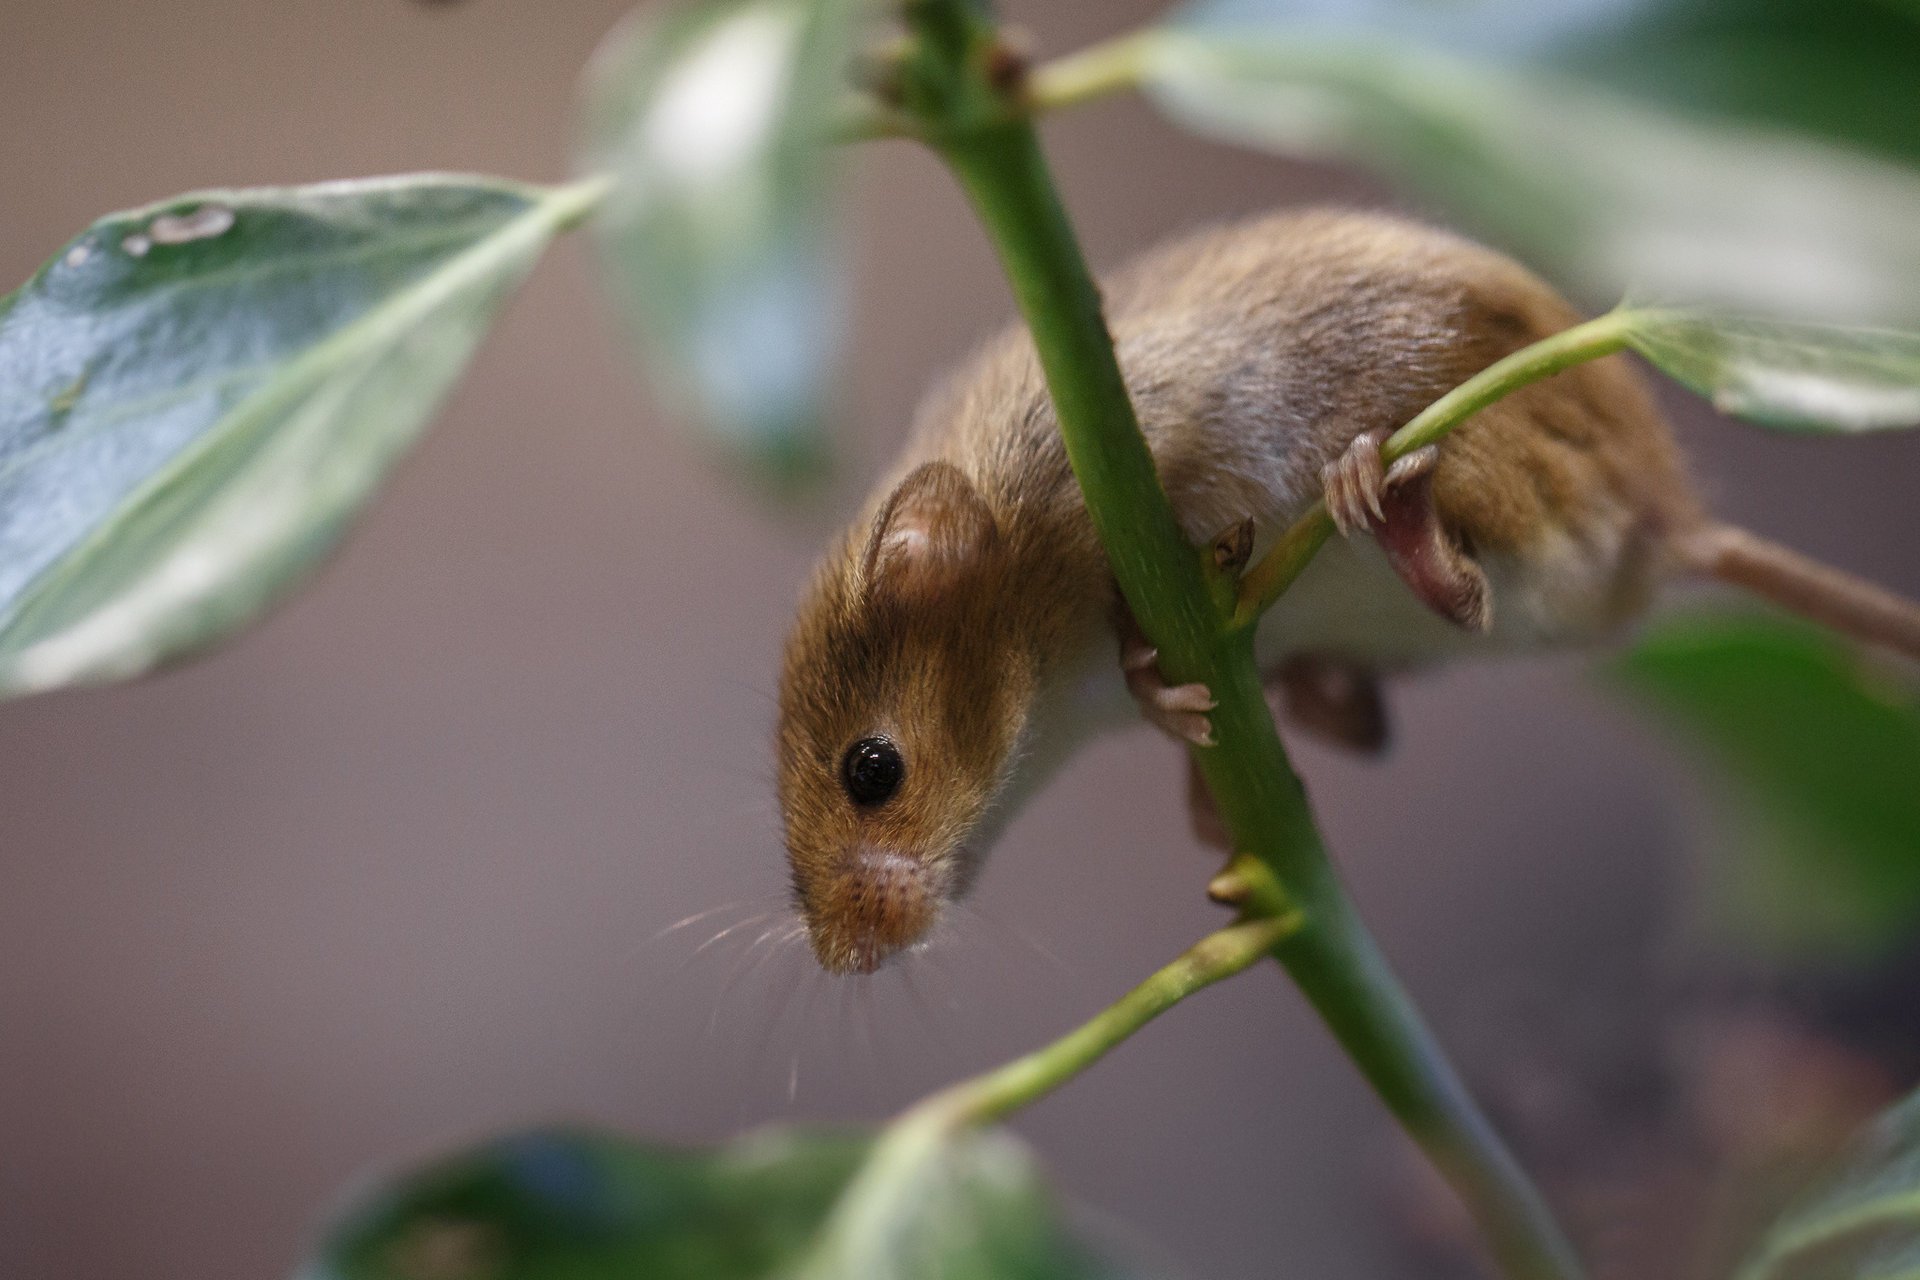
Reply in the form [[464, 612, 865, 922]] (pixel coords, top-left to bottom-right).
[[120, 234, 152, 258], [64, 243, 92, 269], [147, 203, 236, 246]]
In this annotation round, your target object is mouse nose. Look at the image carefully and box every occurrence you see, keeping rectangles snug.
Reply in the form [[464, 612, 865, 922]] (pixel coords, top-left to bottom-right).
[[840, 847, 939, 974]]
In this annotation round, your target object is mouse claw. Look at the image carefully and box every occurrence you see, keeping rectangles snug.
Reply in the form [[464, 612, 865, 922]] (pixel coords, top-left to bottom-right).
[[1119, 634, 1159, 673], [1385, 443, 1439, 489], [1322, 428, 1390, 537], [1323, 431, 1443, 533], [1320, 430, 1490, 633], [1116, 602, 1218, 746], [1136, 694, 1217, 747]]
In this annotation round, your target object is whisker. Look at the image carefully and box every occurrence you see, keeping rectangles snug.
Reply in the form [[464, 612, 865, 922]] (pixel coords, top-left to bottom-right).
[[684, 911, 779, 966], [778, 966, 829, 1113], [709, 918, 803, 1038], [730, 948, 810, 1125], [949, 899, 1076, 981], [894, 961, 958, 1057], [649, 900, 757, 945], [834, 972, 854, 1048], [615, 892, 786, 970], [852, 974, 878, 1083]]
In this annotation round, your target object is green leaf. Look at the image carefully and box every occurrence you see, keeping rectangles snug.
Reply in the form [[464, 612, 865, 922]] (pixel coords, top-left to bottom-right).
[[1739, 1088, 1920, 1280], [1140, 7, 1920, 326], [1543, 0, 1920, 171], [577, 0, 862, 490], [302, 1123, 1148, 1280], [1623, 310, 1920, 433], [1172, 0, 1920, 168], [0, 175, 589, 699], [1609, 614, 1920, 960]]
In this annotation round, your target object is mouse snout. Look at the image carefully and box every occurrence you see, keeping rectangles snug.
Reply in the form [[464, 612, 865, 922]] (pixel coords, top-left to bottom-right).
[[812, 845, 945, 975]]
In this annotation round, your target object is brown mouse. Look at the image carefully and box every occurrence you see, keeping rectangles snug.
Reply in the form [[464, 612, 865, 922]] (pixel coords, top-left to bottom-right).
[[775, 208, 1920, 975]]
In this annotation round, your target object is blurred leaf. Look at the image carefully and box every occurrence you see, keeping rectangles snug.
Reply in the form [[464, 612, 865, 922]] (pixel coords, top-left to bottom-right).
[[1141, 3, 1920, 326], [1610, 614, 1920, 960], [1542, 0, 1920, 171], [1623, 310, 1920, 432], [0, 175, 585, 700], [1739, 1087, 1920, 1280], [1172, 0, 1920, 166], [578, 0, 862, 491], [305, 1124, 1151, 1280]]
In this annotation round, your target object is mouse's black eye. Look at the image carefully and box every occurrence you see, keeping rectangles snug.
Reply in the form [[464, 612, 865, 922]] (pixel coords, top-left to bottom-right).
[[841, 737, 904, 808]]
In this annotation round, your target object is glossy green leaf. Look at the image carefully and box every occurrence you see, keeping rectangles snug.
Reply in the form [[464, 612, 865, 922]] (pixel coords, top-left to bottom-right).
[[1624, 310, 1920, 432], [1141, 4, 1920, 326], [578, 0, 862, 489], [1610, 614, 1920, 959], [1739, 1087, 1920, 1280], [303, 1124, 1149, 1280], [0, 176, 589, 699]]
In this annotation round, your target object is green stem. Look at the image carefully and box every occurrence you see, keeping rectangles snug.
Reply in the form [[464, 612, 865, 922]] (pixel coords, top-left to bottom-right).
[[1234, 310, 1637, 625], [546, 173, 613, 233], [1027, 32, 1155, 114], [933, 916, 1299, 1127], [800, 917, 1285, 1279], [926, 88, 1585, 1280]]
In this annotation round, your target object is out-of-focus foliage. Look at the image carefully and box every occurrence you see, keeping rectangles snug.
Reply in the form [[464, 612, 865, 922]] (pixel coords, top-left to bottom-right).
[[1542, 0, 1920, 169], [577, 0, 864, 490], [1739, 1087, 1920, 1280], [0, 177, 580, 701], [1612, 614, 1920, 960], [303, 1124, 1151, 1280], [1623, 311, 1920, 432], [1137, 0, 1920, 326]]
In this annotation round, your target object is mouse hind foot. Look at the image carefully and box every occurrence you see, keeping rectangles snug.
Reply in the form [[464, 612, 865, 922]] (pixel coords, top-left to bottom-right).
[[1273, 654, 1389, 755], [1182, 656, 1390, 851], [1117, 601, 1218, 746]]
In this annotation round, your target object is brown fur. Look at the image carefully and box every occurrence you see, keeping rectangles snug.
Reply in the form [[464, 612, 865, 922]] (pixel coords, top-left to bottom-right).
[[778, 208, 1700, 973]]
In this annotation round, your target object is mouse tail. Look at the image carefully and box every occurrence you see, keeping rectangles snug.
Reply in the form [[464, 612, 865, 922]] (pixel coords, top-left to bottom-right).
[[1673, 521, 1920, 662]]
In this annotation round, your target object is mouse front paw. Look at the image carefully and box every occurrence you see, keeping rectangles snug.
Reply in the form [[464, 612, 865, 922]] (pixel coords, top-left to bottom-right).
[[1323, 429, 1439, 537], [1116, 604, 1217, 746], [1321, 428, 1491, 634]]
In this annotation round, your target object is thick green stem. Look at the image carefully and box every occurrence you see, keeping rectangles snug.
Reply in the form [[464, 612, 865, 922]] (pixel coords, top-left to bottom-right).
[[1235, 311, 1637, 624], [932, 107, 1584, 1280]]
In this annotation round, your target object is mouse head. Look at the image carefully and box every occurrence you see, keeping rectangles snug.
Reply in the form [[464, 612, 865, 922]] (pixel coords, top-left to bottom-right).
[[777, 461, 1037, 974]]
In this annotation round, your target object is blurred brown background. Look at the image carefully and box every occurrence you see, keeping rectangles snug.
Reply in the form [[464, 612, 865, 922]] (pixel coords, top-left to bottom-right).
[[4, 2, 1919, 1278]]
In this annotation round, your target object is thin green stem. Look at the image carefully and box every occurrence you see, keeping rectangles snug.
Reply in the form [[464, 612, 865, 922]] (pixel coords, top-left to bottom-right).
[[1388, 310, 1637, 458], [1027, 32, 1155, 115], [546, 173, 613, 233], [1740, 1186, 1920, 1280], [930, 916, 1299, 1127], [1234, 310, 1638, 625], [903, 8, 1585, 1272]]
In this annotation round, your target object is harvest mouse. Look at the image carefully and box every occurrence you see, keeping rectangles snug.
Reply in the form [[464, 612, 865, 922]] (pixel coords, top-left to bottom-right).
[[776, 208, 1920, 975]]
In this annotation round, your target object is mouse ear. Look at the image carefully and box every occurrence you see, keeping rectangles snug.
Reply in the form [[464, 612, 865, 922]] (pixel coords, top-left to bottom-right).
[[862, 461, 1000, 606]]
